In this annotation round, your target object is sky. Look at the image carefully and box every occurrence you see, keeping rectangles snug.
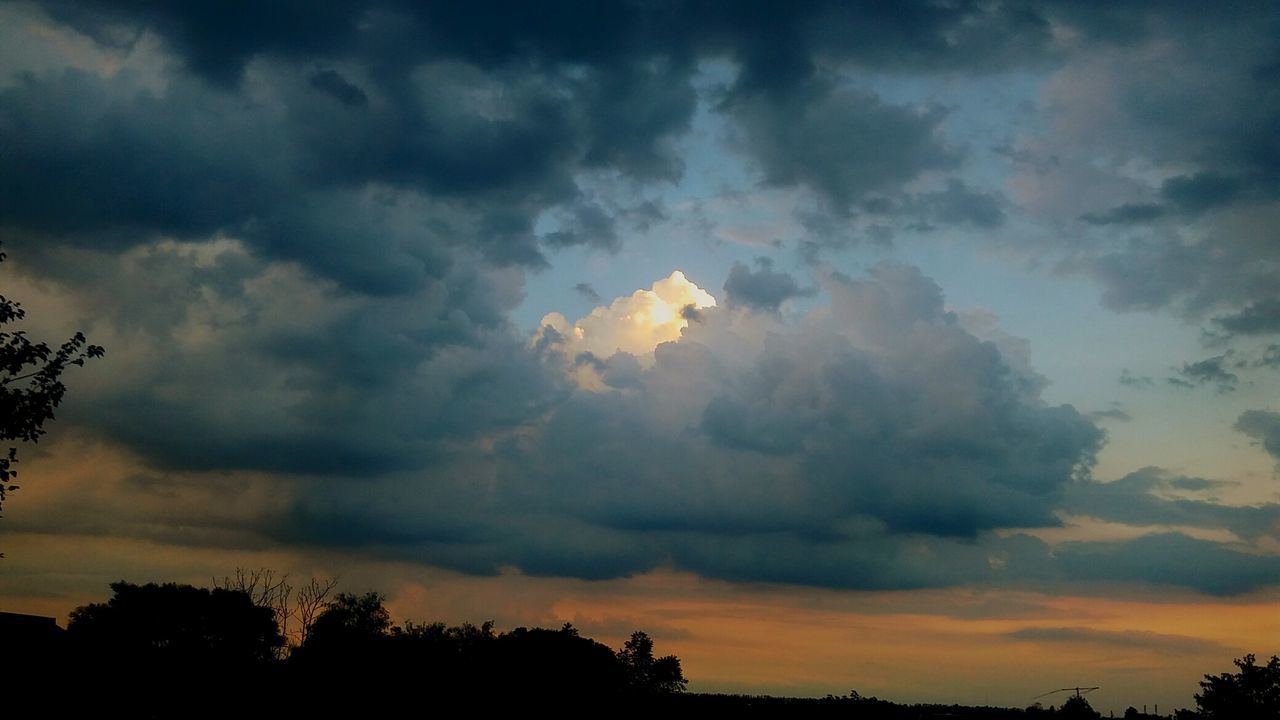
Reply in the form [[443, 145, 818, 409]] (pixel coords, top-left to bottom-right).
[[1, 1, 1278, 714]]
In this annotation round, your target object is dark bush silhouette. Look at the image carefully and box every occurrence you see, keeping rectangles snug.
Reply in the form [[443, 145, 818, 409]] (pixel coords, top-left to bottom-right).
[[288, 592, 683, 712], [68, 581, 282, 666], [63, 581, 282, 717], [1194, 653, 1280, 720], [491, 624, 629, 703], [385, 618, 498, 692]]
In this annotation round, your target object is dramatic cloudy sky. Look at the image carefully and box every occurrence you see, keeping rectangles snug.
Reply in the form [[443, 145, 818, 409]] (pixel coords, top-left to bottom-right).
[[2, 1, 1278, 713]]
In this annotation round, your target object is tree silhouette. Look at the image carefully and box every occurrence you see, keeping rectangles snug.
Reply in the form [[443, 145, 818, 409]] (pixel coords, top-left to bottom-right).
[[67, 581, 283, 666], [291, 590, 393, 675], [492, 625, 626, 703], [292, 575, 340, 647], [63, 582, 281, 717], [0, 243, 102, 517], [1195, 653, 1280, 719], [618, 630, 688, 694], [45, 576, 706, 714], [215, 567, 340, 651], [304, 591, 391, 645]]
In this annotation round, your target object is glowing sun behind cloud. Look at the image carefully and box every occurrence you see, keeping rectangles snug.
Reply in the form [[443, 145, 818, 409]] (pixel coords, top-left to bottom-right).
[[538, 271, 716, 376]]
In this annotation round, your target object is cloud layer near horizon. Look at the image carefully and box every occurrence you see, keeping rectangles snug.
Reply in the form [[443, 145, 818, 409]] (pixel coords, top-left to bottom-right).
[[10, 255, 1279, 595]]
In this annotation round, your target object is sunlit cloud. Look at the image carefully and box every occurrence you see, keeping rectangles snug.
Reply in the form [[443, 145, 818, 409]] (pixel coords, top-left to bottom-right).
[[537, 270, 716, 386]]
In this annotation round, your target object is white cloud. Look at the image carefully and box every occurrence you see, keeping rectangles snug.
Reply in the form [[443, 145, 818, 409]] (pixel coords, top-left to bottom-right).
[[538, 271, 716, 387]]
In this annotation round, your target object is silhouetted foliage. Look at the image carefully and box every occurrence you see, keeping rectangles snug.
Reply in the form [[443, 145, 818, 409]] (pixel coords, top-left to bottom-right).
[[216, 567, 292, 637], [301, 590, 390, 646], [1194, 653, 1280, 720], [492, 625, 628, 703], [213, 567, 340, 656], [68, 581, 283, 666], [0, 243, 103, 519], [290, 590, 392, 682], [619, 630, 688, 694], [62, 581, 283, 718]]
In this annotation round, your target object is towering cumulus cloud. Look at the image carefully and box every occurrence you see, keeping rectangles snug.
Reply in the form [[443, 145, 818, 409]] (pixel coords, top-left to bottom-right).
[[278, 263, 1113, 589]]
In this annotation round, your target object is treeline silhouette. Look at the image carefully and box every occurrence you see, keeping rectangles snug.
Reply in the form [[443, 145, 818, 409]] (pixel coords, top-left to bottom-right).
[[8, 573, 1278, 719], [17, 576, 686, 717]]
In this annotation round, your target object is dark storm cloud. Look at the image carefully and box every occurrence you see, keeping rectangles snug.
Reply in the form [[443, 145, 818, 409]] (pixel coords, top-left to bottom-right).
[[1159, 172, 1246, 213], [916, 180, 1006, 229], [0, 66, 570, 286], [18, 252, 1276, 595], [1036, 4, 1280, 327], [1084, 14, 1280, 196], [4, 0, 1095, 269], [1077, 174, 1246, 226], [1257, 345, 1280, 369], [0, 70, 283, 245], [1055, 533, 1280, 596], [598, 353, 644, 390], [41, 1, 1062, 88], [45, 242, 567, 476], [1, 0, 727, 483], [679, 304, 705, 323], [667, 532, 1045, 591], [542, 202, 620, 252], [1213, 298, 1280, 336], [1168, 355, 1238, 393], [1083, 239, 1205, 314], [1064, 468, 1277, 542], [1235, 410, 1280, 460], [217, 263, 1109, 589], [1007, 627, 1233, 655], [40, 1, 366, 87], [308, 68, 368, 107], [1079, 203, 1166, 226], [575, 57, 698, 181], [1, 21, 700, 284], [503, 264, 1104, 548], [722, 258, 810, 312], [253, 262, 1275, 595], [728, 77, 959, 214]]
